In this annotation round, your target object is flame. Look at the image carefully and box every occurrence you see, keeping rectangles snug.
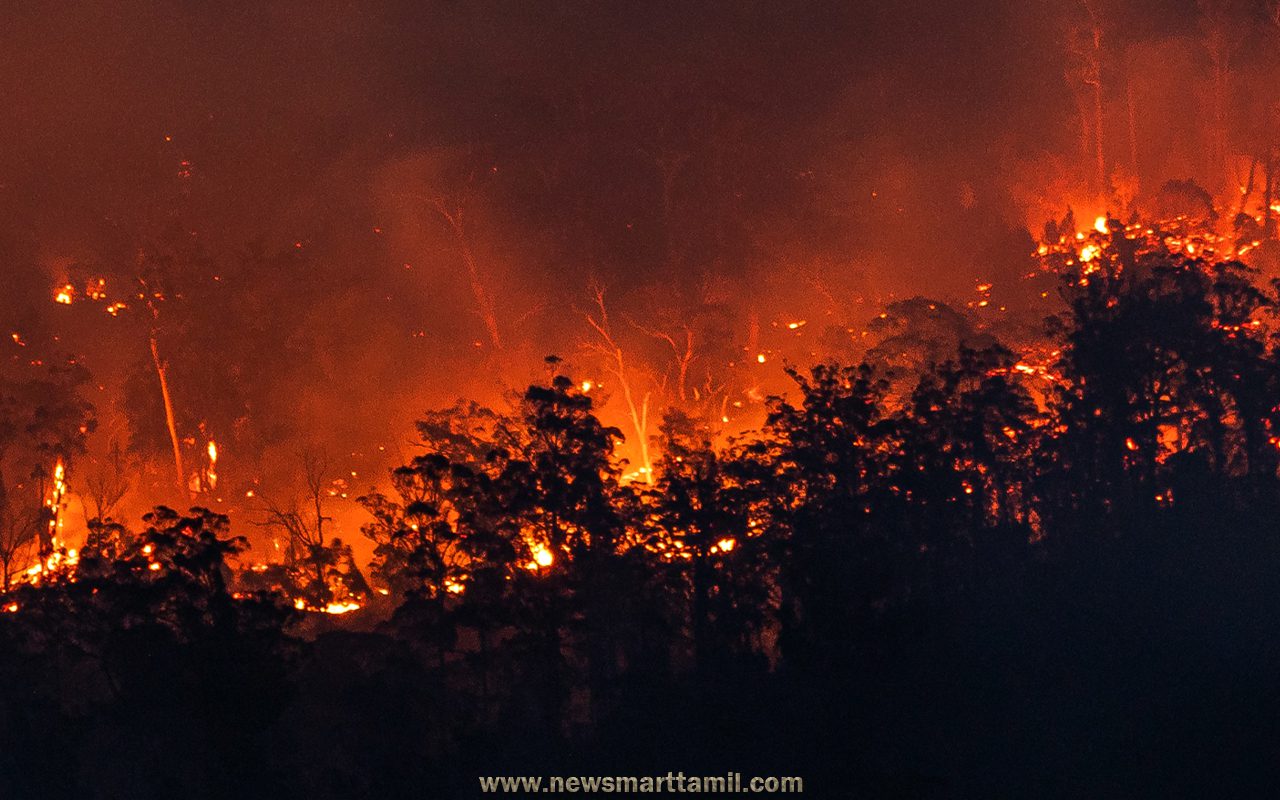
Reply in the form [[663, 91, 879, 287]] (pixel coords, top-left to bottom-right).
[[46, 459, 67, 536], [1094, 215, 1108, 234], [527, 543, 554, 570], [321, 601, 362, 615], [205, 440, 219, 490], [715, 537, 736, 553]]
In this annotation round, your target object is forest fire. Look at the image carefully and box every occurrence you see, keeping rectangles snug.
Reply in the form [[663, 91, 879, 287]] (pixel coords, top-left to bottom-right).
[[9, 1, 1280, 796]]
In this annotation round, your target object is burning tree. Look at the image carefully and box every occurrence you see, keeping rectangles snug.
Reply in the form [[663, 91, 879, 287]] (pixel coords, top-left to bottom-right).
[[0, 360, 95, 587]]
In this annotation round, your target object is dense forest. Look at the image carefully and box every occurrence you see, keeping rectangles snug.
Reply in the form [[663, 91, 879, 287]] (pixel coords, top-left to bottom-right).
[[4, 223, 1280, 798]]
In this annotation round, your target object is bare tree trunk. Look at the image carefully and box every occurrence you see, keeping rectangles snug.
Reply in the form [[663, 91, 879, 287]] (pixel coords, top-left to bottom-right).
[[433, 201, 503, 351], [1081, 0, 1107, 196], [150, 331, 188, 499], [654, 150, 689, 269], [1265, 152, 1276, 237], [585, 289, 654, 483], [1236, 156, 1257, 218], [1125, 49, 1138, 174], [1092, 78, 1106, 194], [1212, 58, 1228, 187]]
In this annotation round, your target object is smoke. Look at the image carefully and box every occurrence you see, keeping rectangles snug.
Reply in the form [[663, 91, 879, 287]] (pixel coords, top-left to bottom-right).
[[4, 0, 1274, 555]]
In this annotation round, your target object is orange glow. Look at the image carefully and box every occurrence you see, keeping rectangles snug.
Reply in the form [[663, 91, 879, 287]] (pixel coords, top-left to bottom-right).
[[322, 601, 362, 615], [205, 440, 219, 490], [528, 543, 554, 570]]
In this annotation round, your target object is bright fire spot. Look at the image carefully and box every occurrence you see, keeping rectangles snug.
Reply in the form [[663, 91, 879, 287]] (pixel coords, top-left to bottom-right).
[[1080, 244, 1101, 262], [528, 543, 554, 570], [1125, 437, 1139, 451], [2, 603, 17, 613], [46, 459, 67, 534], [54, 285, 74, 304], [581, 380, 593, 393], [148, 562, 161, 571], [715, 537, 736, 553], [206, 441, 219, 490], [445, 580, 465, 594], [787, 320, 806, 330], [756, 353, 766, 364], [322, 601, 362, 615], [1094, 215, 1108, 234]]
